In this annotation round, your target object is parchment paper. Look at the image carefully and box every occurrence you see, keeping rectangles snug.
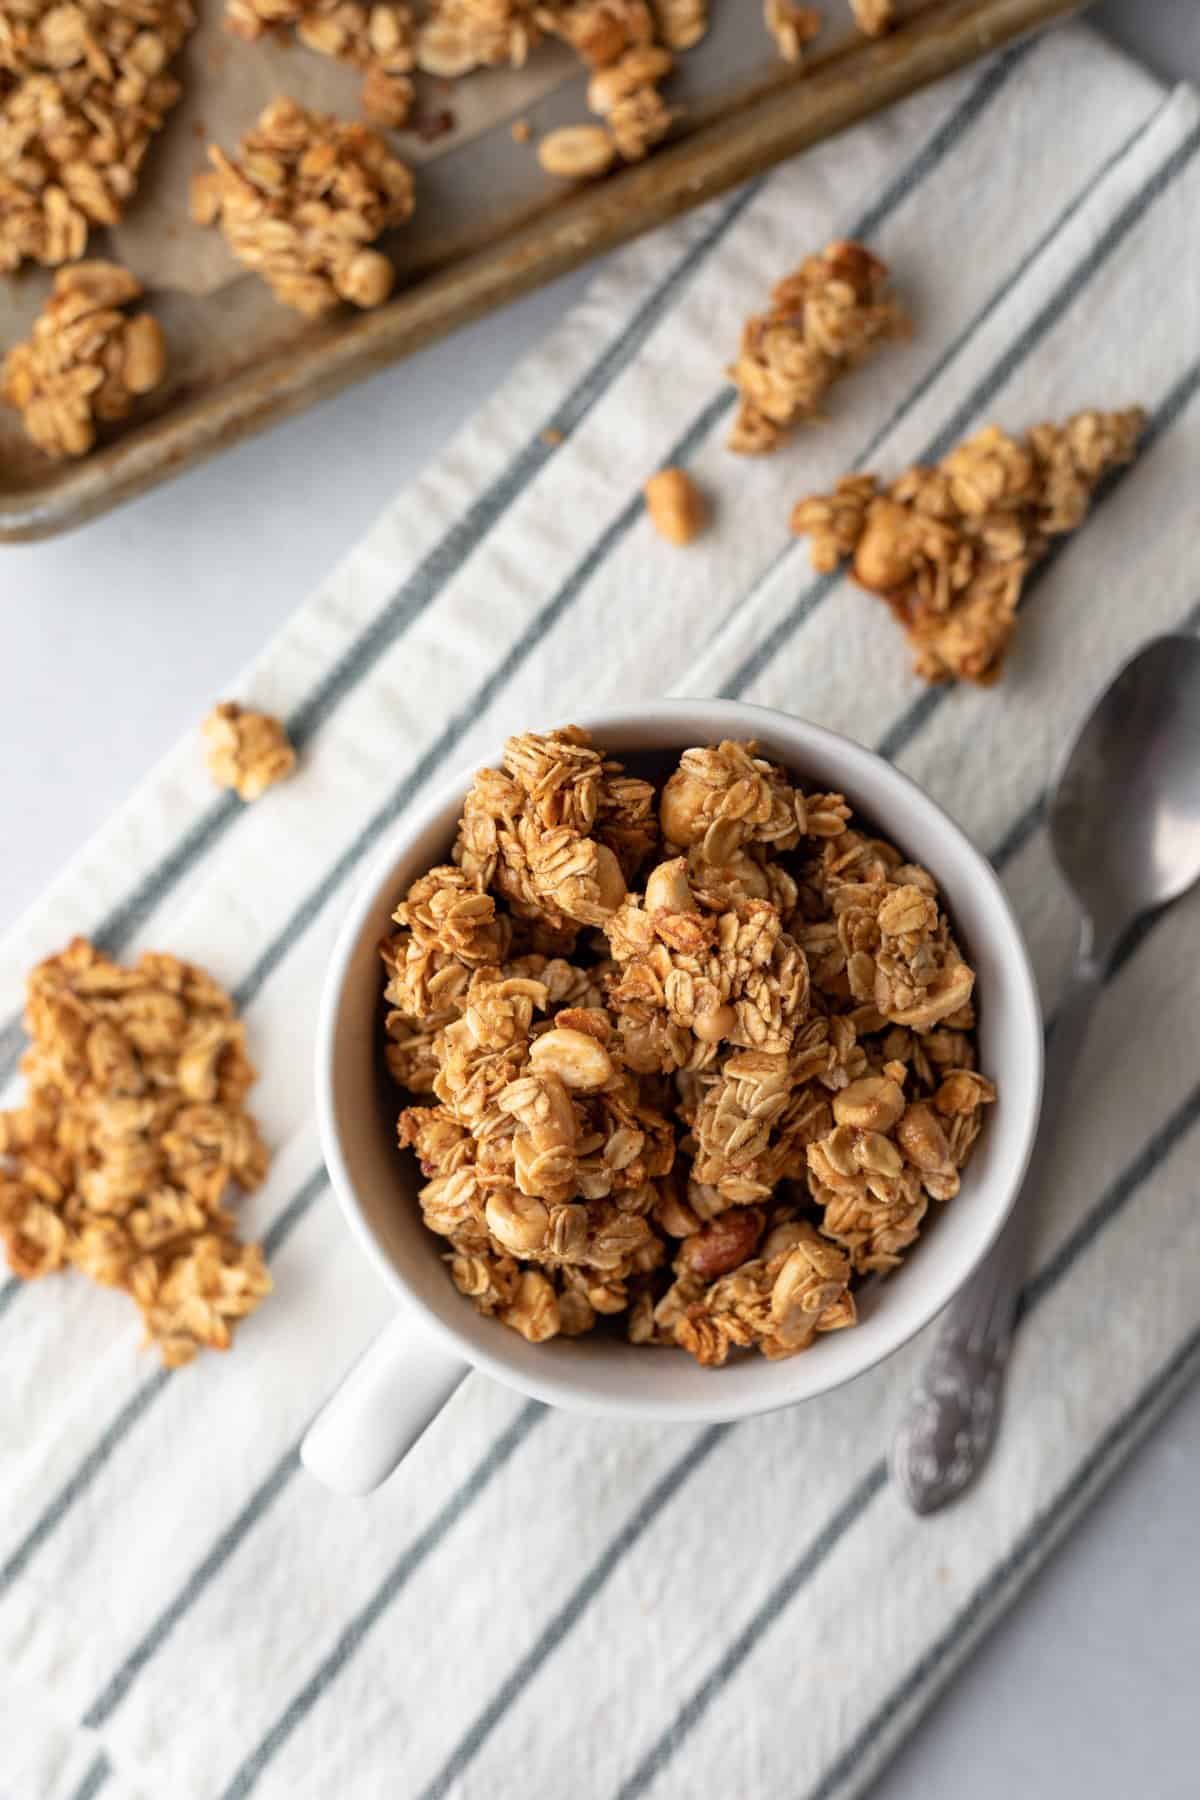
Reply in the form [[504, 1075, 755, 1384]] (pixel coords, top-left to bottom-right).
[[112, 0, 588, 294]]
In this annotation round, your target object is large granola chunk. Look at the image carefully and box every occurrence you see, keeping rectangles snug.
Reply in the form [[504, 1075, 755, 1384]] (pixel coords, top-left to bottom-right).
[[192, 97, 415, 317], [387, 726, 996, 1365], [727, 241, 910, 454], [0, 939, 271, 1365], [791, 408, 1145, 682], [2, 261, 167, 459], [0, 0, 195, 271]]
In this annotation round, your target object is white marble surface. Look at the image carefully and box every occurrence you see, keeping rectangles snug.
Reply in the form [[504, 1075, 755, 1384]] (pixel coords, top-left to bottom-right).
[[5, 6, 1200, 1796]]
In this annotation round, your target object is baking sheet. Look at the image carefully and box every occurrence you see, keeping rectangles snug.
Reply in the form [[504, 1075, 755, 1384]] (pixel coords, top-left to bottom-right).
[[0, 0, 1080, 540]]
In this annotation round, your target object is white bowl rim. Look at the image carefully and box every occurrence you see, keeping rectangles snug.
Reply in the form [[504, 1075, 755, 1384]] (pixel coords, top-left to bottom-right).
[[315, 699, 1043, 1425]]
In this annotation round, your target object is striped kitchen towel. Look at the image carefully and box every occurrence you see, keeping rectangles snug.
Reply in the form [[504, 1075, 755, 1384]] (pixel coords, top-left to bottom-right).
[[4, 20, 1200, 1800]]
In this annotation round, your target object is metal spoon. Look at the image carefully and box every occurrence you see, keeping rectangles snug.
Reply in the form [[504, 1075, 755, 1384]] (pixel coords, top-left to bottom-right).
[[891, 633, 1200, 1516]]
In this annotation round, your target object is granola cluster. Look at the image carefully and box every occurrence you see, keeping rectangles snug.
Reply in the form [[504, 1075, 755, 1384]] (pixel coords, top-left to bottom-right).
[[220, 0, 700, 160], [535, 6, 690, 177], [727, 240, 910, 455], [203, 701, 297, 801], [386, 727, 994, 1366], [225, 0, 419, 128], [791, 407, 1146, 683], [0, 939, 272, 1366], [192, 97, 416, 317], [0, 0, 194, 272], [2, 260, 167, 460]]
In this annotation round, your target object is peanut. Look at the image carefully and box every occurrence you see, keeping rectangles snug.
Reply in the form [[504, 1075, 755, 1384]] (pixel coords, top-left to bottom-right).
[[335, 249, 394, 310], [537, 125, 617, 180], [593, 842, 628, 915], [852, 500, 917, 593], [644, 855, 695, 915], [644, 466, 707, 544], [121, 314, 167, 396], [832, 1075, 905, 1133], [485, 1189, 550, 1255], [529, 1026, 614, 1091], [691, 1004, 736, 1045]]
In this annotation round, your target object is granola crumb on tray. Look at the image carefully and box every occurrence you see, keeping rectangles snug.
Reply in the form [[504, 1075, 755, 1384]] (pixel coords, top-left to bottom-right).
[[192, 98, 415, 318], [0, 0, 195, 273], [2, 261, 168, 461]]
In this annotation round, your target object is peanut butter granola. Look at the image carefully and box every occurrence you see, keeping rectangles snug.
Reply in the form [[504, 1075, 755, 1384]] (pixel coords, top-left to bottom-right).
[[203, 701, 297, 801], [0, 0, 195, 272], [385, 726, 995, 1366], [225, 0, 419, 128], [791, 407, 1146, 683], [727, 240, 910, 455], [526, 2, 684, 178], [2, 260, 167, 460], [0, 939, 271, 1366], [192, 97, 416, 317]]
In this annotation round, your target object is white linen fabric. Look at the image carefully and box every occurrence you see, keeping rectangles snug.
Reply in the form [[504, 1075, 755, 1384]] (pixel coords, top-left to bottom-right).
[[3, 23, 1199, 1800]]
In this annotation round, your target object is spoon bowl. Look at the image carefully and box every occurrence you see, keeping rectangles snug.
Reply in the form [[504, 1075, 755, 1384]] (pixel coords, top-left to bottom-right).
[[1049, 634, 1200, 952]]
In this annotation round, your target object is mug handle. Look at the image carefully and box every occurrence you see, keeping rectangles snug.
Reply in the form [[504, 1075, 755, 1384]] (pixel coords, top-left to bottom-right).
[[301, 1313, 469, 1495]]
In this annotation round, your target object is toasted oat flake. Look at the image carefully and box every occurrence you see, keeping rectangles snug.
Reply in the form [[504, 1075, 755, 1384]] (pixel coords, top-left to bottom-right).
[[790, 407, 1146, 682], [196, 98, 415, 317], [387, 726, 995, 1363], [850, 0, 894, 35], [0, 939, 271, 1365], [763, 0, 821, 62], [727, 239, 909, 454], [418, 0, 543, 73], [2, 260, 168, 460], [203, 702, 297, 801]]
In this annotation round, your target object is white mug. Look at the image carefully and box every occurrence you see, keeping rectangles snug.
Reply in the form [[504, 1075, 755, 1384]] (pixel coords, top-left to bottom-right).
[[304, 701, 1043, 1494]]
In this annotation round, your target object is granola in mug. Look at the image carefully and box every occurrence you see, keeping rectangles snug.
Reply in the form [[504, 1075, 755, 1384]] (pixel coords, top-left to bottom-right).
[[384, 728, 995, 1366]]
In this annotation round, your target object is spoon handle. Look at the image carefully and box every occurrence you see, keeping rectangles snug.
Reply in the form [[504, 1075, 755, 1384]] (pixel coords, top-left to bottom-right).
[[891, 941, 1103, 1515]]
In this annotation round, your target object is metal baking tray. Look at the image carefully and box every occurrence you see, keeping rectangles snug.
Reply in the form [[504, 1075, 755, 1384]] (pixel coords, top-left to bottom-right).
[[0, 0, 1078, 541]]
